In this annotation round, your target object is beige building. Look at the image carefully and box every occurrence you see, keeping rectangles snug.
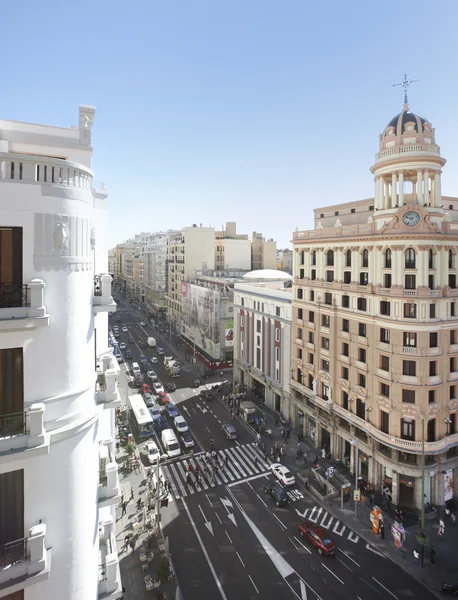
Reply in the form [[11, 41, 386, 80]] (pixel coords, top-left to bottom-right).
[[277, 249, 293, 274], [291, 98, 458, 510], [251, 231, 277, 270], [215, 222, 251, 271]]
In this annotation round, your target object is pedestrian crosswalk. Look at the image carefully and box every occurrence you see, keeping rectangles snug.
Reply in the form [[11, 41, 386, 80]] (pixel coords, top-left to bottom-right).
[[296, 505, 360, 544], [159, 443, 270, 499]]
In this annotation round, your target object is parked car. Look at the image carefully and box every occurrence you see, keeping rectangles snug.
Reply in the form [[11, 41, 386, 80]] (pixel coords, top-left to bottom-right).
[[166, 404, 180, 419], [156, 347, 165, 355], [174, 416, 188, 433], [263, 482, 289, 507], [199, 389, 215, 401], [151, 357, 159, 364], [145, 440, 161, 464], [122, 326, 128, 332], [133, 373, 144, 387], [140, 321, 146, 326], [115, 317, 121, 322], [128, 337, 134, 343], [271, 463, 295, 487], [165, 382, 177, 393], [181, 431, 194, 448], [126, 350, 133, 359], [147, 370, 158, 382], [119, 342, 126, 350], [297, 521, 337, 555], [191, 378, 201, 388], [221, 424, 237, 440]]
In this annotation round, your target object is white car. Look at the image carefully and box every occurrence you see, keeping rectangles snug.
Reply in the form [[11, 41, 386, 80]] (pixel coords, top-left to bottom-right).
[[152, 382, 164, 394], [140, 321, 146, 326], [174, 416, 188, 433], [271, 463, 296, 487], [147, 370, 158, 382], [145, 441, 161, 464], [119, 342, 126, 350], [122, 326, 128, 332], [151, 357, 159, 364]]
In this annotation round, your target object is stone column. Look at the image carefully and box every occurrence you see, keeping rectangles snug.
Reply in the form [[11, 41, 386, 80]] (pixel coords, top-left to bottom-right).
[[417, 250, 426, 287], [384, 181, 390, 210], [376, 177, 383, 210], [417, 171, 423, 205], [424, 171, 430, 205], [398, 171, 404, 205], [434, 173, 441, 207], [391, 172, 398, 208]]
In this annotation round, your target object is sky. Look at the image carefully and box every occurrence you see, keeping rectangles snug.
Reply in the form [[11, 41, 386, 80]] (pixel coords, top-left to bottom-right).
[[2, 1, 458, 248]]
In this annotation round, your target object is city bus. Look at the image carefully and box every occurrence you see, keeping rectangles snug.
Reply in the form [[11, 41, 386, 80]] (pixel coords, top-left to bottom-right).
[[128, 394, 154, 439]]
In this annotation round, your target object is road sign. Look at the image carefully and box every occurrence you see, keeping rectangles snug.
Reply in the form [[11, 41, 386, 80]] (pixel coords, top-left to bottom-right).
[[327, 467, 334, 478], [353, 490, 360, 502]]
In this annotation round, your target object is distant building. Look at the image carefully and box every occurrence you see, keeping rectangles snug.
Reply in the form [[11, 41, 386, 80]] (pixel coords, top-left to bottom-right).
[[251, 231, 277, 271], [215, 222, 251, 271], [277, 249, 293, 274]]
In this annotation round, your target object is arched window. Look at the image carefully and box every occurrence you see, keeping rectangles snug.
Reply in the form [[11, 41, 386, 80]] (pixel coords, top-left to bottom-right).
[[362, 249, 369, 268], [385, 249, 392, 269], [326, 250, 334, 267], [428, 249, 434, 269], [311, 251, 316, 266], [449, 250, 455, 270], [405, 248, 416, 269], [345, 250, 352, 267]]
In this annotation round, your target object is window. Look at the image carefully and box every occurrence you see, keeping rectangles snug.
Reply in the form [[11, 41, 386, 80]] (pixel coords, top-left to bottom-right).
[[0, 348, 24, 415], [451, 330, 456, 345], [369, 205, 374, 211], [297, 348, 302, 359], [358, 373, 366, 388], [308, 352, 314, 365], [322, 314, 330, 327], [450, 357, 456, 373], [297, 288, 304, 299], [343, 271, 351, 284], [402, 389, 416, 404], [358, 323, 366, 337], [380, 355, 390, 371], [452, 303, 457, 317], [322, 383, 330, 401], [326, 270, 334, 282], [429, 274, 435, 290], [342, 295, 350, 308], [0, 228, 23, 308], [276, 306, 281, 317], [429, 390, 436, 404], [308, 311, 314, 323], [380, 328, 390, 343], [322, 359, 329, 372], [324, 292, 332, 306], [342, 319, 350, 332], [403, 360, 416, 376], [345, 250, 352, 267], [380, 383, 390, 397], [380, 411, 389, 434], [359, 272, 368, 286], [449, 274, 457, 289], [241, 298, 245, 306], [342, 342, 349, 357], [256, 320, 261, 333], [427, 418, 436, 442], [430, 332, 438, 348], [430, 304, 436, 319], [297, 308, 303, 320], [380, 300, 391, 316], [361, 249, 369, 268], [405, 248, 416, 269], [256, 347, 261, 370], [342, 391, 349, 410], [428, 249, 434, 269], [311, 251, 316, 266], [404, 303, 417, 318], [351, 208, 356, 214], [311, 269, 316, 281], [401, 418, 415, 439], [326, 250, 334, 266], [449, 250, 455, 269], [320, 213, 324, 219], [296, 328, 302, 340], [240, 315, 244, 327], [358, 348, 366, 363], [384, 249, 392, 268], [429, 361, 437, 376], [275, 347, 280, 362], [342, 366, 349, 380], [357, 297, 367, 311], [334, 211, 339, 216], [383, 273, 392, 288], [321, 337, 329, 350], [405, 274, 416, 290], [450, 386, 456, 400], [275, 328, 280, 342], [403, 332, 417, 347], [308, 331, 314, 343], [356, 398, 366, 419]]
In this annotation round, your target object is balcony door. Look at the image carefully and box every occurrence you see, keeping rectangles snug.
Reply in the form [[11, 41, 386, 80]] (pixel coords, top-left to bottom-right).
[[0, 227, 23, 307], [0, 348, 24, 416], [0, 469, 24, 548]]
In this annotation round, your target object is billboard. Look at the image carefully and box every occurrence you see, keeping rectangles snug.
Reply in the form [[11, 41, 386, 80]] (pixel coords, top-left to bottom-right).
[[443, 468, 454, 503], [181, 284, 221, 360], [224, 320, 234, 347]]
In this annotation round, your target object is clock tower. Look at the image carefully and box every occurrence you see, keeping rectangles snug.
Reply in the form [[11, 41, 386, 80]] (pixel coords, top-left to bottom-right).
[[370, 95, 446, 232]]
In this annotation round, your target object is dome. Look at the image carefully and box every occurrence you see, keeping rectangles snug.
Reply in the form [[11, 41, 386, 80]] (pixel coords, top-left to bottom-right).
[[243, 269, 292, 280], [384, 108, 429, 136]]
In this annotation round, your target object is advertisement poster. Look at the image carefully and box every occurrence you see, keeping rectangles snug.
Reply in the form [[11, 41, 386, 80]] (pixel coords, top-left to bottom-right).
[[181, 284, 221, 359], [224, 320, 234, 347], [443, 468, 454, 503]]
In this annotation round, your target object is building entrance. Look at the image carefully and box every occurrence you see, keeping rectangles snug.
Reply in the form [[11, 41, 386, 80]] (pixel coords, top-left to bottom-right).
[[399, 475, 415, 508], [321, 428, 330, 454], [274, 393, 281, 413]]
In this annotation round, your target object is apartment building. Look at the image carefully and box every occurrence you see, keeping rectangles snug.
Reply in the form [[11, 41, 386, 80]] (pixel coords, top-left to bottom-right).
[[233, 273, 293, 413], [291, 98, 458, 510], [251, 231, 277, 270], [108, 249, 116, 275], [0, 106, 122, 599], [277, 249, 293, 274], [144, 232, 170, 315], [215, 222, 251, 271]]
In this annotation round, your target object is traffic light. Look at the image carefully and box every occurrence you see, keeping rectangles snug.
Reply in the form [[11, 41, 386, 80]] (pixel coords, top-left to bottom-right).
[[160, 498, 169, 508]]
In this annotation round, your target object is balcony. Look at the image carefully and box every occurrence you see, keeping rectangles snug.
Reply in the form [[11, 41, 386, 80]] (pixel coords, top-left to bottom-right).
[[450, 371, 458, 382], [0, 404, 49, 463], [98, 517, 122, 599], [98, 441, 122, 508], [0, 523, 51, 593], [401, 375, 418, 384], [96, 351, 121, 410], [93, 274, 117, 314], [377, 341, 392, 352], [402, 346, 419, 355], [355, 360, 368, 372], [0, 280, 50, 331]]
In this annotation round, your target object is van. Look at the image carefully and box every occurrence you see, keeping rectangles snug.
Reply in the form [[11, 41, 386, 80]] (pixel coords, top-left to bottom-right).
[[161, 428, 181, 458], [131, 362, 141, 375]]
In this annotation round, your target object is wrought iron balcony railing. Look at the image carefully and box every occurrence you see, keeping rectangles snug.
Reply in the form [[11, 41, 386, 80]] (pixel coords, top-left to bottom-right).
[[0, 284, 29, 309], [0, 412, 28, 438], [0, 537, 28, 569]]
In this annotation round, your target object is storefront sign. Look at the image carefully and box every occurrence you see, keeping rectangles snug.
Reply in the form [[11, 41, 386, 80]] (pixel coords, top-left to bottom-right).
[[444, 468, 454, 503], [224, 320, 234, 347]]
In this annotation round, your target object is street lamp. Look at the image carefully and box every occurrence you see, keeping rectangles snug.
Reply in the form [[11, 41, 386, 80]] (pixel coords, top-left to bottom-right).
[[351, 438, 359, 518]]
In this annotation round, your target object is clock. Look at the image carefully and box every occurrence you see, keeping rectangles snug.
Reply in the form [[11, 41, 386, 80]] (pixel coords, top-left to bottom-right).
[[402, 211, 421, 227]]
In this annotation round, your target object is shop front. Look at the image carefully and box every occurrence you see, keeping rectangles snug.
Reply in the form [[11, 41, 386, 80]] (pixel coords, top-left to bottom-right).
[[359, 451, 370, 481], [252, 377, 266, 402], [308, 416, 317, 446], [399, 474, 415, 508]]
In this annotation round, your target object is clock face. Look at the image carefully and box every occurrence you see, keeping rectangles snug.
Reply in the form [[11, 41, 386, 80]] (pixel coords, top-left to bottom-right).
[[403, 211, 421, 227]]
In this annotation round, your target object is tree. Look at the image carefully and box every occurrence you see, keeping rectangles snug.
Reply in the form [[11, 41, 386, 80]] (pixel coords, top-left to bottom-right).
[[125, 440, 136, 457], [156, 555, 170, 584]]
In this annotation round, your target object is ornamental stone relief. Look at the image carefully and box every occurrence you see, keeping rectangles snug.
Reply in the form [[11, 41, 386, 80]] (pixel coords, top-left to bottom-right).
[[34, 213, 94, 271]]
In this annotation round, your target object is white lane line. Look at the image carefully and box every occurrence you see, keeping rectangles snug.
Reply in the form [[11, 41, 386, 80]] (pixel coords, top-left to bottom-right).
[[216, 513, 223, 525], [206, 494, 213, 507], [273, 513, 287, 530], [300, 580, 307, 600], [336, 555, 353, 572], [181, 393, 185, 398], [181, 497, 228, 600], [248, 575, 259, 594], [236, 551, 245, 567], [293, 536, 312, 554], [227, 471, 271, 487], [255, 492, 268, 507], [289, 537, 299, 550], [225, 531, 233, 544], [337, 548, 361, 568], [372, 577, 398, 599], [321, 562, 344, 584], [247, 482, 254, 490], [206, 427, 211, 433]]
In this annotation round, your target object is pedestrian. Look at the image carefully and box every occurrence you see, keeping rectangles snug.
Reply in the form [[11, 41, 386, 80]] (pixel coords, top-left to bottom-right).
[[439, 518, 445, 536], [254, 456, 258, 468], [413, 549, 419, 565], [321, 447, 326, 459], [188, 462, 193, 473], [121, 501, 127, 516], [379, 519, 385, 539], [210, 438, 214, 451], [225, 455, 229, 466], [220, 371, 223, 379], [120, 493, 124, 505], [130, 486, 134, 501], [124, 534, 130, 550], [430, 545, 436, 564], [129, 538, 136, 553], [275, 418, 279, 427]]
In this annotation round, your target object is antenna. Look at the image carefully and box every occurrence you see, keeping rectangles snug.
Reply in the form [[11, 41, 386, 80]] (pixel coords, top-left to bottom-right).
[[393, 73, 419, 105]]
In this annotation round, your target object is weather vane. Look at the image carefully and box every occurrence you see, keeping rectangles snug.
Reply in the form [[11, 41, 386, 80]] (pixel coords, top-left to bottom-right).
[[393, 74, 419, 105]]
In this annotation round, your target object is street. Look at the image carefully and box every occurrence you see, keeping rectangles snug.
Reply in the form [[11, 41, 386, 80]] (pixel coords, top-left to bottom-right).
[[113, 299, 436, 600]]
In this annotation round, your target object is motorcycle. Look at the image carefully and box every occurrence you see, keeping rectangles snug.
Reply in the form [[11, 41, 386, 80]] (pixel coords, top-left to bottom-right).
[[441, 582, 458, 595]]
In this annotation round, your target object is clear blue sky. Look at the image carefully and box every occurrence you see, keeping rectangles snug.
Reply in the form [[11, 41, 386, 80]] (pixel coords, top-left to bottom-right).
[[2, 1, 457, 248]]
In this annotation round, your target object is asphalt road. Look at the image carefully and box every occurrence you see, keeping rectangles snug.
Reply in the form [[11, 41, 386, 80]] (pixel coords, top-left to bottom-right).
[[112, 299, 436, 600]]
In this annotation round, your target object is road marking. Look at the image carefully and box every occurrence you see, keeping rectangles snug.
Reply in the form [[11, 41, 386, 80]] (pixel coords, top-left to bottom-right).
[[366, 543, 386, 558], [255, 492, 268, 507], [335, 555, 353, 572], [273, 513, 287, 530], [332, 521, 346, 536], [236, 551, 245, 567], [181, 393, 185, 398], [198, 504, 214, 536], [225, 531, 233, 544], [227, 471, 270, 487], [248, 575, 259, 594], [308, 507, 317, 522], [300, 580, 307, 600], [309, 506, 322, 523], [372, 577, 398, 599], [206, 494, 213, 507], [347, 531, 360, 544], [321, 562, 344, 584], [289, 537, 299, 550], [293, 536, 312, 554], [206, 427, 211, 433], [221, 497, 233, 510], [216, 513, 223, 525], [181, 498, 228, 600], [338, 548, 360, 568], [320, 513, 334, 529]]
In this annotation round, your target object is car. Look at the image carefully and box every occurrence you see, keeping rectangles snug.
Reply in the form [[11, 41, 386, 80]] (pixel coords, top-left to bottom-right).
[[133, 373, 144, 387], [122, 326, 128, 332], [181, 431, 194, 448], [174, 416, 188, 433], [147, 370, 158, 382], [166, 404, 180, 419], [138, 340, 146, 348], [297, 521, 337, 555], [152, 382, 164, 394], [129, 337, 134, 343], [149, 405, 162, 421], [126, 350, 133, 359], [201, 370, 214, 379], [119, 342, 126, 350], [154, 416, 169, 432], [156, 347, 165, 355], [145, 440, 161, 464], [222, 424, 237, 440], [142, 383, 151, 395], [199, 389, 215, 401], [113, 326, 119, 331], [191, 378, 201, 388], [263, 482, 289, 507], [271, 463, 296, 487], [140, 321, 146, 326], [139, 354, 147, 362], [151, 357, 158, 364], [158, 392, 170, 405], [164, 382, 176, 393], [115, 317, 121, 322]]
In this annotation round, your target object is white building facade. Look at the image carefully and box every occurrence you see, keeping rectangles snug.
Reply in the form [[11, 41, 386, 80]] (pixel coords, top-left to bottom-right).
[[0, 106, 122, 600]]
